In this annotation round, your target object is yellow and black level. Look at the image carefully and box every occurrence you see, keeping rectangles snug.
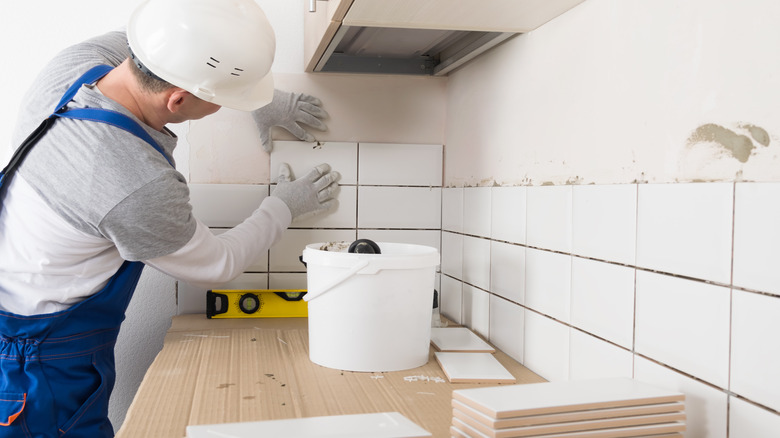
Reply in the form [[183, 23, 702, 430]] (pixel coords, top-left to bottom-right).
[[206, 289, 308, 319]]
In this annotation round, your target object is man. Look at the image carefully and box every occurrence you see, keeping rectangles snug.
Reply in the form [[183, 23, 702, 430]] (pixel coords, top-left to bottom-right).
[[0, 0, 339, 436]]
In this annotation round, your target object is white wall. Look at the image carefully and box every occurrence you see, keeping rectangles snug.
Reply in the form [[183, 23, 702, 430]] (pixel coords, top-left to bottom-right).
[[442, 0, 780, 436], [445, 0, 780, 186]]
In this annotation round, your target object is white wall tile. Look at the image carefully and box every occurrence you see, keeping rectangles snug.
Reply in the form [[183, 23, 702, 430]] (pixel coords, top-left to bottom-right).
[[489, 241, 524, 304], [270, 141, 358, 185], [358, 143, 442, 186], [733, 182, 780, 294], [489, 295, 524, 363], [525, 248, 571, 323], [569, 330, 633, 380], [357, 229, 441, 255], [634, 357, 728, 438], [357, 186, 441, 229], [570, 258, 635, 349], [177, 273, 269, 314], [440, 275, 463, 324], [729, 397, 780, 438], [441, 231, 463, 278], [636, 183, 733, 284], [635, 271, 730, 388], [463, 187, 492, 238], [269, 273, 307, 290], [491, 186, 526, 244], [526, 185, 572, 253], [189, 184, 270, 227], [524, 311, 570, 382], [572, 184, 637, 265], [462, 284, 490, 338], [270, 229, 357, 272], [462, 236, 491, 291], [442, 187, 464, 233], [731, 290, 780, 411], [288, 185, 357, 229], [211, 228, 268, 272]]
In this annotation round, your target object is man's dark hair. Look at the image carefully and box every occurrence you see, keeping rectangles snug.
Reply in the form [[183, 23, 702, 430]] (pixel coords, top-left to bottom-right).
[[128, 57, 175, 94]]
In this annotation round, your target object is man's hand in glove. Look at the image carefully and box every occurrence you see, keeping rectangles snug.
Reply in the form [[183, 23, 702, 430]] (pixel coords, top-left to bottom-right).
[[271, 163, 340, 221], [252, 89, 328, 152]]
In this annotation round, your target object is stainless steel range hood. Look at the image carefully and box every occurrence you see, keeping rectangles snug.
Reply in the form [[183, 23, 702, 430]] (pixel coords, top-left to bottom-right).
[[315, 26, 516, 76], [304, 0, 587, 77]]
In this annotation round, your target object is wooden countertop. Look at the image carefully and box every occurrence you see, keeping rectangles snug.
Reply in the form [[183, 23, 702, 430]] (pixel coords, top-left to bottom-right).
[[116, 314, 545, 438]]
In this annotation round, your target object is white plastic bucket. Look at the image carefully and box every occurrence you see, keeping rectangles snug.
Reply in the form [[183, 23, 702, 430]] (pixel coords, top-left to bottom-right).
[[302, 242, 440, 372]]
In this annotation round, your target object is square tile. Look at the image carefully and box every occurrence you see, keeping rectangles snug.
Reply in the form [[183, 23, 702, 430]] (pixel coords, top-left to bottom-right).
[[733, 182, 780, 294], [635, 271, 730, 388], [462, 236, 491, 291], [463, 187, 492, 238], [636, 183, 733, 283], [489, 241, 525, 304], [269, 229, 357, 272], [525, 248, 571, 323], [634, 356, 728, 438], [572, 184, 637, 265], [524, 311, 570, 382], [441, 187, 464, 233], [270, 141, 358, 185], [491, 186, 526, 244], [570, 258, 635, 349], [288, 185, 357, 229], [269, 273, 307, 290], [730, 290, 780, 411], [489, 295, 524, 363], [569, 330, 633, 380], [526, 186, 572, 253], [441, 232, 463, 278], [435, 352, 515, 383], [357, 187, 441, 229], [729, 397, 780, 438], [430, 327, 494, 352], [357, 229, 441, 255], [189, 184, 270, 227], [358, 143, 442, 186], [440, 276, 463, 324], [462, 284, 490, 338]]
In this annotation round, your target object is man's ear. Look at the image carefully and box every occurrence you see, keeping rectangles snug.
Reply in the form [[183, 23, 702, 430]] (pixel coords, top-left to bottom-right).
[[166, 89, 190, 114]]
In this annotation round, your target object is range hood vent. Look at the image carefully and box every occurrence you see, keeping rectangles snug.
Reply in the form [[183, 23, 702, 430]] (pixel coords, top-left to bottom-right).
[[314, 26, 516, 76]]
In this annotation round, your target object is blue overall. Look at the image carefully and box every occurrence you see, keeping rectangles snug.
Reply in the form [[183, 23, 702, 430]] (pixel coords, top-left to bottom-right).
[[0, 65, 171, 437]]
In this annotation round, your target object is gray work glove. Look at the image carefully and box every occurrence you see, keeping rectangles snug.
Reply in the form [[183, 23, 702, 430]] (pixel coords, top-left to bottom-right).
[[251, 89, 328, 153], [271, 163, 340, 221]]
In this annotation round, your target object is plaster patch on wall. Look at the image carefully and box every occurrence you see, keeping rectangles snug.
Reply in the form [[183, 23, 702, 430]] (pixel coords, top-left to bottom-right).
[[686, 123, 770, 163], [679, 122, 776, 182], [686, 124, 754, 163]]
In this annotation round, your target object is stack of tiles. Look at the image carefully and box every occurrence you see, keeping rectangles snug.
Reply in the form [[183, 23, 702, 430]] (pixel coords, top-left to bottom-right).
[[449, 378, 686, 438]]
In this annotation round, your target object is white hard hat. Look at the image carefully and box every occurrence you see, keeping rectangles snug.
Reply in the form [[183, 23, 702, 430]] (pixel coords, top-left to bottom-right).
[[127, 0, 276, 111]]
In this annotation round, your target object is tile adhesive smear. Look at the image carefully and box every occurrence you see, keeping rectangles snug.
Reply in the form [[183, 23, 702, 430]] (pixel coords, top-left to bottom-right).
[[302, 241, 440, 372]]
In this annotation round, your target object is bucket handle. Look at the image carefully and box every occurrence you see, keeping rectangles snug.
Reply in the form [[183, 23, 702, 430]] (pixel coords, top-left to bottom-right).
[[303, 259, 369, 302]]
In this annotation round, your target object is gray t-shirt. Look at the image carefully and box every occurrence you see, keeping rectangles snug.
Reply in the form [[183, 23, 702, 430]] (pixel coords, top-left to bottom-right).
[[12, 30, 196, 261]]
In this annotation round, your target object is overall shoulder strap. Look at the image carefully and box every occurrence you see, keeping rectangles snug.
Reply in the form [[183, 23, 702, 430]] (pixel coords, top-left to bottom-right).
[[0, 65, 172, 192]]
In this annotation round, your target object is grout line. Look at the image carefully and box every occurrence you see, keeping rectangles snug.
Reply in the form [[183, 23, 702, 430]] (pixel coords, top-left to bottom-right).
[[726, 181, 737, 438]]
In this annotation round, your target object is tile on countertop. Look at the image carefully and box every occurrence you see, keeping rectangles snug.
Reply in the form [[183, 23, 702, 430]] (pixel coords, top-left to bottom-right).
[[430, 327, 495, 352], [434, 352, 516, 383]]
